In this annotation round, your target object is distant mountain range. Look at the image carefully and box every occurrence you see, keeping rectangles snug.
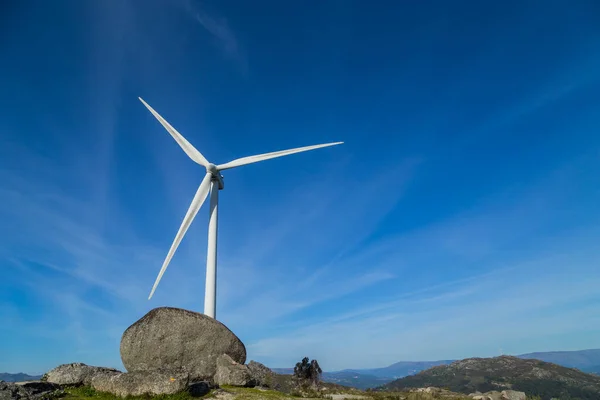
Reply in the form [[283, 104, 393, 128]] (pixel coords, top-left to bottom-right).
[[0, 373, 42, 382], [273, 348, 600, 389]]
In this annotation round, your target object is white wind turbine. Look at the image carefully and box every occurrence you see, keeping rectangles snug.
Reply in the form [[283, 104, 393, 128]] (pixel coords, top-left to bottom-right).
[[139, 97, 343, 320]]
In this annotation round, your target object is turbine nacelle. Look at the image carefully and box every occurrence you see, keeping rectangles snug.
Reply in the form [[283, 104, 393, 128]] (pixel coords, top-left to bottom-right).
[[206, 163, 224, 190]]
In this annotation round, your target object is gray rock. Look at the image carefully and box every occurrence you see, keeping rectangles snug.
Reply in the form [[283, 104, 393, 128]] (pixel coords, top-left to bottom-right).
[[482, 392, 502, 400], [500, 390, 526, 400], [214, 354, 253, 387], [0, 381, 62, 400], [91, 370, 189, 397], [43, 363, 121, 386], [187, 382, 211, 397], [208, 388, 235, 400], [120, 307, 246, 381], [247, 361, 275, 388]]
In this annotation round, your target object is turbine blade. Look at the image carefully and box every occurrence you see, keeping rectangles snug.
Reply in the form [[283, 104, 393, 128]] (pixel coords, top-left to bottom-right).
[[148, 172, 213, 300], [139, 97, 209, 167], [216, 141, 343, 171]]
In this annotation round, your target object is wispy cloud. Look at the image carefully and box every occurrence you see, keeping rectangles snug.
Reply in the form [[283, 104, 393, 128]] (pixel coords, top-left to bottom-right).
[[240, 153, 600, 370], [0, 133, 419, 373], [181, 0, 247, 72], [248, 252, 600, 370]]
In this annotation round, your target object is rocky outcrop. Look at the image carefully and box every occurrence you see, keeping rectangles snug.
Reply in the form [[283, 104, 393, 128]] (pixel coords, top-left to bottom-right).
[[406, 387, 467, 398], [405, 387, 528, 400], [469, 390, 526, 400], [498, 391, 526, 400], [0, 381, 62, 400], [247, 361, 275, 387], [42, 363, 121, 386], [120, 307, 246, 381], [412, 387, 443, 394], [471, 393, 500, 400], [91, 370, 190, 397], [214, 354, 253, 387]]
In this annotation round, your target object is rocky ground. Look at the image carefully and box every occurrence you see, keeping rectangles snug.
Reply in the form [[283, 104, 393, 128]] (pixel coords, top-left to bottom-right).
[[0, 381, 63, 400], [0, 378, 530, 400]]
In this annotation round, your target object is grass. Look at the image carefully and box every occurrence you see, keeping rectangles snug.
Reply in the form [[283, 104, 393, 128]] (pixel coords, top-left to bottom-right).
[[62, 385, 310, 400], [63, 386, 205, 400], [60, 384, 543, 400], [61, 386, 473, 400], [217, 385, 307, 399]]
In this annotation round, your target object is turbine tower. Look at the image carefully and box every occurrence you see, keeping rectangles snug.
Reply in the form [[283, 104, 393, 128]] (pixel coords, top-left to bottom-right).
[[139, 97, 343, 320]]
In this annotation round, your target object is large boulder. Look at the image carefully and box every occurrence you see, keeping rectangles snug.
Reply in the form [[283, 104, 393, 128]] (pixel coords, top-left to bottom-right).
[[247, 361, 275, 388], [0, 381, 62, 400], [214, 354, 253, 387], [91, 370, 189, 397], [120, 307, 246, 381], [42, 363, 121, 386]]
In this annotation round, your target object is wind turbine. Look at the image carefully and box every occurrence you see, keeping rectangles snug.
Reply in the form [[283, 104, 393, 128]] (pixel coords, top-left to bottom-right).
[[139, 97, 343, 320]]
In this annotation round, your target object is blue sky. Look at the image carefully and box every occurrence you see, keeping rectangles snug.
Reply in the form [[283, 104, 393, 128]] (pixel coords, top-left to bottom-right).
[[1, 0, 600, 374]]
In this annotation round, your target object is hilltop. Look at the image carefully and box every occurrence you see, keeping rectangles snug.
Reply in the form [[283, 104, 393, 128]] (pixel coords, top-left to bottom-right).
[[382, 355, 600, 399]]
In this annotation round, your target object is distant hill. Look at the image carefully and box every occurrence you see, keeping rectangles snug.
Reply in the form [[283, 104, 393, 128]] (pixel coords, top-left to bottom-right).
[[355, 360, 455, 379], [273, 360, 454, 380], [358, 349, 600, 380], [382, 355, 600, 400], [272, 368, 391, 389], [274, 348, 600, 390], [517, 349, 600, 369], [0, 372, 42, 382], [272, 349, 600, 390], [315, 370, 393, 390]]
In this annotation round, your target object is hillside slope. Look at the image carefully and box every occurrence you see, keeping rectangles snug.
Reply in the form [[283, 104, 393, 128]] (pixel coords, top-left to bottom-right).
[[382, 356, 600, 400]]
